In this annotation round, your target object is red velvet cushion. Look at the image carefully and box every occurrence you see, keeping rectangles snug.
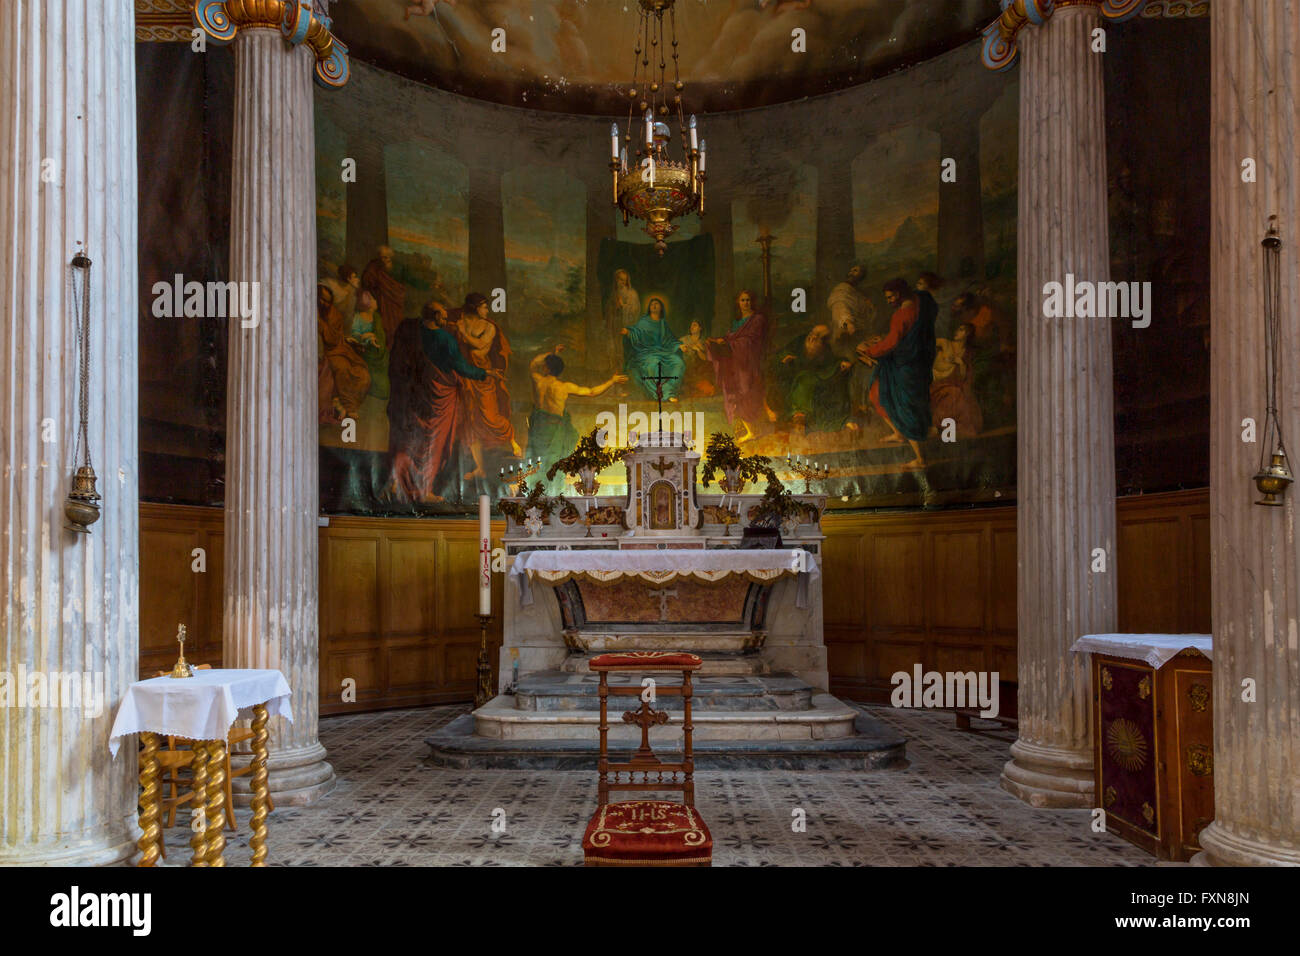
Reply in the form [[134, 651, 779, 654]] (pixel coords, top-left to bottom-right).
[[589, 651, 703, 671], [582, 801, 712, 865]]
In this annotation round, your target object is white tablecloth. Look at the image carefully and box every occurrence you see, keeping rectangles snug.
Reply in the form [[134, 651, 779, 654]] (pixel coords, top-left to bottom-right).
[[510, 547, 818, 608], [109, 668, 293, 757], [1070, 633, 1213, 669]]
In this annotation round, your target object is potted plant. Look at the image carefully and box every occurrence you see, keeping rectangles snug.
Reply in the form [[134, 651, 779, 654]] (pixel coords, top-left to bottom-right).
[[700, 432, 770, 494], [546, 426, 629, 497], [749, 470, 805, 535], [499, 481, 555, 532]]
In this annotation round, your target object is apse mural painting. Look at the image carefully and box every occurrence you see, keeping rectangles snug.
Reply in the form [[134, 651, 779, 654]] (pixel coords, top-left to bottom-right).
[[310, 42, 1021, 514]]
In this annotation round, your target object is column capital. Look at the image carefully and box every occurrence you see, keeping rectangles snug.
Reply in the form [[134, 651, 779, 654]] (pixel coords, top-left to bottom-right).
[[981, 0, 1147, 72], [195, 0, 350, 88]]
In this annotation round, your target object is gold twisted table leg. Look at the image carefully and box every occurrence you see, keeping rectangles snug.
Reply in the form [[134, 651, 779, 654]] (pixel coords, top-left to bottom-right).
[[204, 739, 227, 867], [136, 732, 161, 867], [189, 742, 209, 866], [249, 703, 270, 867]]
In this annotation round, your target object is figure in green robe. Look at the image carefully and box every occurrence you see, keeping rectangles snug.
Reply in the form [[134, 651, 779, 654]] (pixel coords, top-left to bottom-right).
[[621, 297, 686, 402], [769, 324, 854, 433]]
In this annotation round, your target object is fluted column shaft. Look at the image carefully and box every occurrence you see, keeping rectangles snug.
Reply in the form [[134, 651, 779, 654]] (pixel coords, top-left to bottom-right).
[[224, 29, 334, 804], [1199, 0, 1300, 867], [0, 0, 139, 863], [1001, 5, 1116, 808]]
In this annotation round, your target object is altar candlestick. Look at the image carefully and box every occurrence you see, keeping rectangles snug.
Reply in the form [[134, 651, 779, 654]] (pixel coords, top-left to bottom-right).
[[478, 495, 491, 616]]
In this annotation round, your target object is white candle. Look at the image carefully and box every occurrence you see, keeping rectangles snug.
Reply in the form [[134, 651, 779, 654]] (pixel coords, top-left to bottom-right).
[[689, 114, 698, 150], [610, 122, 619, 159], [645, 108, 653, 146], [478, 494, 491, 616], [699, 139, 707, 173]]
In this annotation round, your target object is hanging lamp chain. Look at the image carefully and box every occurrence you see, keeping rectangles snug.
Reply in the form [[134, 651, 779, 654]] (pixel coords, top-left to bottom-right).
[[70, 252, 93, 472]]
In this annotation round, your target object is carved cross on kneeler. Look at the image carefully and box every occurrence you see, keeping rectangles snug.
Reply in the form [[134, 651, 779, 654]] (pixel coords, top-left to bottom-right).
[[623, 699, 670, 766]]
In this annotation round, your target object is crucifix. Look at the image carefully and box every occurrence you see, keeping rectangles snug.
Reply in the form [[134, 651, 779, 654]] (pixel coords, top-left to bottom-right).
[[645, 360, 679, 426]]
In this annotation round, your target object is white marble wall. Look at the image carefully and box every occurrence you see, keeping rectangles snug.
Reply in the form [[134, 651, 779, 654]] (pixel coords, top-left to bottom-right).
[[0, 0, 140, 864]]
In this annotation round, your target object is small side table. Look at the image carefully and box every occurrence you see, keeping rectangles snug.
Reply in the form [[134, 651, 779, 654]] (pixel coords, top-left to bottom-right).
[[109, 668, 292, 867], [1071, 634, 1213, 861]]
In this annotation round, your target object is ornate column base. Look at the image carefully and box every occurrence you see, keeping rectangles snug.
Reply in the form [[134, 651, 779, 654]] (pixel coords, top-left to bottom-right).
[[232, 741, 335, 807], [0, 827, 138, 867], [999, 739, 1094, 808], [1192, 822, 1300, 867]]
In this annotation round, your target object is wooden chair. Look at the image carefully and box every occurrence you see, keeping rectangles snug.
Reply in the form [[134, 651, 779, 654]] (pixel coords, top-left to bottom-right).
[[581, 651, 712, 867], [153, 666, 273, 842]]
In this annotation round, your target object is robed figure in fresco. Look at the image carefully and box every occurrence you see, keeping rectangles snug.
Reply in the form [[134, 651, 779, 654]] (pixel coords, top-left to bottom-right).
[[456, 292, 521, 478], [707, 289, 769, 443], [318, 283, 371, 421], [362, 245, 407, 339], [386, 301, 493, 504], [605, 269, 641, 353], [622, 296, 686, 402], [769, 324, 854, 435], [857, 277, 937, 468]]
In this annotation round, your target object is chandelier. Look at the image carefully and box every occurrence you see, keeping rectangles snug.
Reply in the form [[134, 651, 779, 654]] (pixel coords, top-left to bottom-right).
[[607, 0, 706, 256]]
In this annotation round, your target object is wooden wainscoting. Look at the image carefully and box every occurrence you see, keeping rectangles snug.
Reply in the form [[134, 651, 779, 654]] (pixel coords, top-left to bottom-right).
[[822, 489, 1211, 703], [139, 504, 503, 714], [142, 489, 1208, 714]]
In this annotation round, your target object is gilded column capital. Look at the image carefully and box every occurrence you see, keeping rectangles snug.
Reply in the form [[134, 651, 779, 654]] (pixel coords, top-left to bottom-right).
[[981, 0, 1148, 71], [194, 0, 349, 88]]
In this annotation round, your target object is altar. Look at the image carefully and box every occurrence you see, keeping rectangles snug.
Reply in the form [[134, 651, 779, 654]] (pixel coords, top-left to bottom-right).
[[427, 431, 905, 769]]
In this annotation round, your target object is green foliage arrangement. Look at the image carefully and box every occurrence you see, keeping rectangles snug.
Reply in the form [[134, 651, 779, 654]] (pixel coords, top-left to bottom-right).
[[499, 481, 555, 522], [545, 426, 629, 480], [699, 431, 771, 489]]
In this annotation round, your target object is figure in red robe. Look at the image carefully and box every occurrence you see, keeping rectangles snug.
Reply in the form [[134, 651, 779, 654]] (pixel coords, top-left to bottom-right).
[[361, 245, 407, 340], [386, 301, 492, 504], [707, 289, 769, 443], [856, 277, 937, 468], [454, 292, 521, 478]]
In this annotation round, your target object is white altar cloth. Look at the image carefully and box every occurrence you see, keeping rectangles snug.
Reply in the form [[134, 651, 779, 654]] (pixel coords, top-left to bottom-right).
[[1070, 633, 1212, 669], [511, 547, 818, 608], [109, 668, 293, 757]]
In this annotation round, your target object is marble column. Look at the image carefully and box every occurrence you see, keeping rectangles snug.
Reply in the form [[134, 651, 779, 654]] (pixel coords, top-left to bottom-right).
[[1196, 0, 1300, 867], [937, 117, 985, 284], [0, 0, 139, 864], [1000, 4, 1116, 808], [197, 0, 350, 805], [468, 164, 507, 322]]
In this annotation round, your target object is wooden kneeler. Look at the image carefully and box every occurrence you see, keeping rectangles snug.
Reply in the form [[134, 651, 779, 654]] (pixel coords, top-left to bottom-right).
[[581, 652, 712, 867]]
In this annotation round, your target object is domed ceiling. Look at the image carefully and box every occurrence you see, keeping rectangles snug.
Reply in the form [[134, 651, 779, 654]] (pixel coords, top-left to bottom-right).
[[328, 0, 999, 114]]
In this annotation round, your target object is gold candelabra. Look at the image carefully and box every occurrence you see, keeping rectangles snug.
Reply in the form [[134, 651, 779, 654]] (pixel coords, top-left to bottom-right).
[[500, 459, 540, 497], [784, 456, 830, 494]]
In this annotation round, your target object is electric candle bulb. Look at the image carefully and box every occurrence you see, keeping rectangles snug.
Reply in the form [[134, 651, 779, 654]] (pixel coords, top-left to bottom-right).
[[689, 114, 698, 150], [610, 123, 619, 159], [699, 139, 707, 173]]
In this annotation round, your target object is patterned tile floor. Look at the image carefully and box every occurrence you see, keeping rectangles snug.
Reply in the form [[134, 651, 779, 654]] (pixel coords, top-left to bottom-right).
[[157, 704, 1155, 866]]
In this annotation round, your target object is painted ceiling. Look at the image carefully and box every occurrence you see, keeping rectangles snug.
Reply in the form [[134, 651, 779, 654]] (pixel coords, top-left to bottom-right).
[[327, 0, 1000, 114]]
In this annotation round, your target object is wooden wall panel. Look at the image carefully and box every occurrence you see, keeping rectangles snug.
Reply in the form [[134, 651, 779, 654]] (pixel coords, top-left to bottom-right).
[[139, 504, 503, 714], [140, 489, 1209, 714], [823, 489, 1210, 704]]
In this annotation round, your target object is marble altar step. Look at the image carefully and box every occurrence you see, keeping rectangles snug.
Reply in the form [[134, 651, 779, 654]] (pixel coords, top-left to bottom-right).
[[514, 671, 810, 712], [564, 630, 766, 654], [559, 652, 768, 676], [426, 702, 905, 771]]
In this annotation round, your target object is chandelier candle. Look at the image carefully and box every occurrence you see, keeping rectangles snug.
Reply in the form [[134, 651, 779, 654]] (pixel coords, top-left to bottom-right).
[[478, 495, 491, 616]]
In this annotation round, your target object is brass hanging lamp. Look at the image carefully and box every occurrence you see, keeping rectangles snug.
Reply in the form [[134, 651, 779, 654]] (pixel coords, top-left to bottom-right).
[[1253, 218, 1292, 506], [64, 250, 101, 532]]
